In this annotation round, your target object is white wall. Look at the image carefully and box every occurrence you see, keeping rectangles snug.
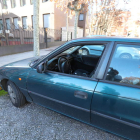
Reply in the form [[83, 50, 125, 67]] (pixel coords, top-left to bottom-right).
[[0, 0, 55, 29]]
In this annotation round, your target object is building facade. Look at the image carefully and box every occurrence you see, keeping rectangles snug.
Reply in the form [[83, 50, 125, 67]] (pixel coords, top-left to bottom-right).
[[0, 0, 86, 36]]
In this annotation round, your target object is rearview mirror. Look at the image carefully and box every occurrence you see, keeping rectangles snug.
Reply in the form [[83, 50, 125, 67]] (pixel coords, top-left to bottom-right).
[[78, 49, 82, 55], [37, 62, 47, 73]]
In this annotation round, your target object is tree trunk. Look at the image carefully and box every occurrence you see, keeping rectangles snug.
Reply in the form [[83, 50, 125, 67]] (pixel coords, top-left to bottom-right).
[[66, 11, 69, 41], [99, 27, 102, 35], [96, 27, 98, 35], [0, 1, 7, 44], [74, 11, 79, 39], [33, 0, 40, 57]]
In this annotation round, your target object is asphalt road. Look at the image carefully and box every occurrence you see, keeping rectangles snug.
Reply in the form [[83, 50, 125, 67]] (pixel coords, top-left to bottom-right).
[[0, 95, 123, 140]]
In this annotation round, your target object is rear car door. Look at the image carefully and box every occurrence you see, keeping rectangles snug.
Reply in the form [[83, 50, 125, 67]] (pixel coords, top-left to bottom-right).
[[91, 42, 140, 139]]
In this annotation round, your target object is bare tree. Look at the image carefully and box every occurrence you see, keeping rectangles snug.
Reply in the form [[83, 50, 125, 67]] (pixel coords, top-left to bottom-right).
[[50, 0, 90, 38], [67, 0, 85, 38], [88, 0, 130, 36]]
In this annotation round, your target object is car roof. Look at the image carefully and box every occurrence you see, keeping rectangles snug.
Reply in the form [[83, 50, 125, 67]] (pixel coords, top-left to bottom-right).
[[72, 36, 140, 43]]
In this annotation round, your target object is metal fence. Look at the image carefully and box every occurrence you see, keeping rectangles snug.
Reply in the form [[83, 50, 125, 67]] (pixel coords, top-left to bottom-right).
[[44, 28, 72, 42], [0, 23, 72, 47]]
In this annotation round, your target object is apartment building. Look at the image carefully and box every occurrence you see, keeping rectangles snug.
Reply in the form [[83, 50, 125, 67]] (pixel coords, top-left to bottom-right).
[[0, 0, 87, 37]]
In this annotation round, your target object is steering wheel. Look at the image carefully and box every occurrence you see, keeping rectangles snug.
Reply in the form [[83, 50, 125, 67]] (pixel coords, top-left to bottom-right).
[[58, 56, 72, 74]]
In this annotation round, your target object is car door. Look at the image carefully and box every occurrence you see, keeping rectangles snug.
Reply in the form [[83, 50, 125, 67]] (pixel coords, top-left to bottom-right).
[[26, 41, 110, 124], [91, 42, 140, 139]]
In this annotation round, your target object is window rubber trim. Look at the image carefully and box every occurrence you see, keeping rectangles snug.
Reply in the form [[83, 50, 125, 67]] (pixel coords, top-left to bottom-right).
[[95, 41, 115, 80]]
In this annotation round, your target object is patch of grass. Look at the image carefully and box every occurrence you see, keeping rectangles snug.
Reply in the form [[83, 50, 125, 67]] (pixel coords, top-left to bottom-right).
[[0, 90, 7, 96]]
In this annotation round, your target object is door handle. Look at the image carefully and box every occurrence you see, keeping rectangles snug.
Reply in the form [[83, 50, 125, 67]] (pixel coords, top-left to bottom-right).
[[74, 91, 88, 99]]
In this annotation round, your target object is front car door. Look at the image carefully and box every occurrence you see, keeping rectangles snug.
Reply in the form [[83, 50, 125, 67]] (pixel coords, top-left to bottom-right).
[[91, 42, 140, 139], [27, 41, 111, 123]]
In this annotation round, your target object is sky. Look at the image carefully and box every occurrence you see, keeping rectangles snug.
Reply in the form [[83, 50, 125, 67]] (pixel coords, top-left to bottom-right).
[[128, 0, 140, 20], [118, 0, 140, 20], [89, 0, 140, 21]]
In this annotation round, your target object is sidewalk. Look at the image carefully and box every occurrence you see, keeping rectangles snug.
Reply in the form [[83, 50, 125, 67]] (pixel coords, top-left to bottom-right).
[[0, 46, 58, 67]]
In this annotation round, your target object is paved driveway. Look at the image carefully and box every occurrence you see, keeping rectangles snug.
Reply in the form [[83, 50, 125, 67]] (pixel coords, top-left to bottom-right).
[[0, 47, 123, 140], [0, 95, 123, 140]]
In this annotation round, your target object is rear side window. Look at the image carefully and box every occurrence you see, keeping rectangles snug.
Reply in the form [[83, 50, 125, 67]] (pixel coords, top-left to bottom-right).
[[105, 44, 140, 86]]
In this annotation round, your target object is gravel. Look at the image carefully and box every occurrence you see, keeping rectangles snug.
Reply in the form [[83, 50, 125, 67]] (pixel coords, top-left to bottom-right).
[[0, 95, 123, 140]]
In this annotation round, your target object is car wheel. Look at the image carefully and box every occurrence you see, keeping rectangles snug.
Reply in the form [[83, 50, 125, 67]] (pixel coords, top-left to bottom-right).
[[119, 53, 132, 59], [82, 48, 89, 55], [7, 81, 26, 107]]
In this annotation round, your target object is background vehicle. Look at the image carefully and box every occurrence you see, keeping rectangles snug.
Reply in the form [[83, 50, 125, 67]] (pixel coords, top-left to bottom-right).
[[80, 45, 104, 56], [81, 43, 140, 59]]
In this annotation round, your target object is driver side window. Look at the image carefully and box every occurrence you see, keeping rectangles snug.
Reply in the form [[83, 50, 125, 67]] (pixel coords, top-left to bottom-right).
[[47, 44, 105, 78]]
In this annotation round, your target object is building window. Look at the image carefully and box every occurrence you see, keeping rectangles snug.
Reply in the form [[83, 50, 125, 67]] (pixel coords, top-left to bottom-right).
[[5, 18, 10, 30], [2, 0, 8, 9], [13, 17, 19, 29], [20, 0, 26, 6], [22, 17, 27, 29], [42, 0, 48, 3], [79, 14, 84, 21], [0, 20, 3, 30], [11, 0, 16, 8], [43, 14, 50, 28], [30, 0, 33, 5]]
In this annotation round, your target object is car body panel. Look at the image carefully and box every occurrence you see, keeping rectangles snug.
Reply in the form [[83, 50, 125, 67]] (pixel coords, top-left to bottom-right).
[[0, 37, 140, 139], [91, 82, 140, 139], [3, 59, 32, 90], [91, 110, 140, 140], [27, 69, 98, 123], [70, 37, 140, 43], [92, 82, 140, 124], [0, 58, 35, 102], [4, 57, 34, 67]]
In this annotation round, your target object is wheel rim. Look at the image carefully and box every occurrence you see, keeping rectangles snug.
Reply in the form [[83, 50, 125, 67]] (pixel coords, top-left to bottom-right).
[[8, 85, 16, 104]]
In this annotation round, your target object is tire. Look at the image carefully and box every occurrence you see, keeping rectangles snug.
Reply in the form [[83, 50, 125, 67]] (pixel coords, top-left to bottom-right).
[[7, 81, 26, 107], [82, 48, 89, 55], [119, 53, 132, 59]]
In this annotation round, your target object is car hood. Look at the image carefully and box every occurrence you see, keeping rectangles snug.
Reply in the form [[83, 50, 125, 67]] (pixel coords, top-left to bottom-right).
[[3, 56, 44, 68]]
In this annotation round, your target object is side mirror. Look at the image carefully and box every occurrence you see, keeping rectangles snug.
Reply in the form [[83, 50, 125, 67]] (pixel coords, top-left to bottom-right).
[[37, 62, 46, 73]]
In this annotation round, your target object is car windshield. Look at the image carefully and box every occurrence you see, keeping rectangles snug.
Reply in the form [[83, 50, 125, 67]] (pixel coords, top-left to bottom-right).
[[29, 55, 45, 67]]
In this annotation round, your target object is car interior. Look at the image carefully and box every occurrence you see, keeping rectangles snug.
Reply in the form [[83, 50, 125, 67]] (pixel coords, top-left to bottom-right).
[[46, 45, 105, 78]]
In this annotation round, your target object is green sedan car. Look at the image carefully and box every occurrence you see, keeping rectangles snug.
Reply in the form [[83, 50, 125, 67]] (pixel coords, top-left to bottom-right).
[[0, 37, 140, 139]]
